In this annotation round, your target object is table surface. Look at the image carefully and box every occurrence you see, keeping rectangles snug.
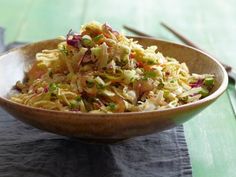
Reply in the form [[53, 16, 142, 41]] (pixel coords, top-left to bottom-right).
[[0, 0, 236, 176]]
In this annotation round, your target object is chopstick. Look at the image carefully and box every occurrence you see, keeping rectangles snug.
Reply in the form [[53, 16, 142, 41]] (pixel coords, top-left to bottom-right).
[[160, 22, 232, 72], [160, 22, 201, 49], [123, 23, 232, 72], [123, 25, 152, 37]]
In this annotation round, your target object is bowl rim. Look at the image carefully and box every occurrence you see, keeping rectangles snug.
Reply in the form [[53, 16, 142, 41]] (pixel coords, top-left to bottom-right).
[[0, 37, 228, 117]]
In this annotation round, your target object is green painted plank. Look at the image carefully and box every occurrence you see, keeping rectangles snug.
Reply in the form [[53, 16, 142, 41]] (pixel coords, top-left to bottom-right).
[[82, 0, 181, 40], [184, 91, 236, 177], [16, 0, 86, 42], [0, 0, 33, 43]]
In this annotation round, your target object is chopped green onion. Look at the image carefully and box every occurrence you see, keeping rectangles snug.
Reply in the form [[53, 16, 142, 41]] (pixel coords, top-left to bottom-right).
[[204, 77, 214, 86], [180, 96, 188, 102], [107, 102, 116, 111], [82, 35, 94, 47], [86, 80, 95, 88], [142, 77, 148, 81], [93, 34, 104, 42], [83, 39, 93, 47], [199, 87, 209, 97], [49, 83, 58, 92], [59, 45, 68, 56], [147, 60, 156, 65], [96, 83, 106, 89], [157, 82, 164, 89], [144, 71, 157, 78], [69, 100, 78, 109], [130, 77, 136, 83], [76, 95, 82, 101]]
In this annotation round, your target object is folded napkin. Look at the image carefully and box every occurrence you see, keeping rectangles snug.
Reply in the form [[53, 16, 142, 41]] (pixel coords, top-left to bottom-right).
[[0, 29, 192, 177]]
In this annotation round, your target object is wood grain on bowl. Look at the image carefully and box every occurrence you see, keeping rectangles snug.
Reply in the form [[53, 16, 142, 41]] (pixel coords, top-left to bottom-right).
[[0, 37, 228, 141]]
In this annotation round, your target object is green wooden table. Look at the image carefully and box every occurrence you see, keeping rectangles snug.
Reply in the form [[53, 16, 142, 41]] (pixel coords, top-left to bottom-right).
[[1, 0, 236, 176]]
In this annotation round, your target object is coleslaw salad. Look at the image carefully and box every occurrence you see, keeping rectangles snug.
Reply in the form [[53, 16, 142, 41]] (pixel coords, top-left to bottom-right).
[[10, 22, 215, 113]]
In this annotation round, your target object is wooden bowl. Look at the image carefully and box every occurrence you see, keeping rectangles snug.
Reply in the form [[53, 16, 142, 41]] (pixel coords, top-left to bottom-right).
[[0, 37, 228, 142]]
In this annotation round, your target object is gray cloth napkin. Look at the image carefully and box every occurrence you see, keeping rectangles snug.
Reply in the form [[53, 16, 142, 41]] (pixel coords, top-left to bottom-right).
[[0, 29, 192, 177]]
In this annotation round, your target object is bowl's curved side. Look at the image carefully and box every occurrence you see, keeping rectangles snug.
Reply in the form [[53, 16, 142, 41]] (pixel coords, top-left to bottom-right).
[[0, 37, 228, 140], [0, 96, 213, 139], [0, 39, 62, 97]]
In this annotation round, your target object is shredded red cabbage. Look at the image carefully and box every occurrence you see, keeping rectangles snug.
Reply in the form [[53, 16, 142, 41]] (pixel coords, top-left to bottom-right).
[[44, 87, 49, 93], [103, 23, 113, 32], [102, 23, 119, 36], [66, 29, 82, 48], [190, 79, 203, 88]]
